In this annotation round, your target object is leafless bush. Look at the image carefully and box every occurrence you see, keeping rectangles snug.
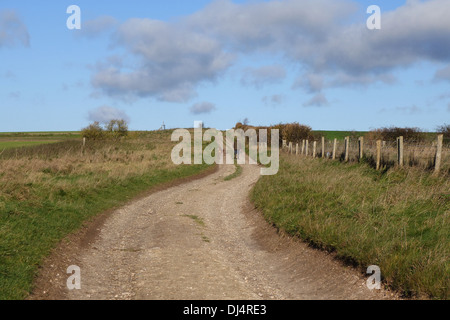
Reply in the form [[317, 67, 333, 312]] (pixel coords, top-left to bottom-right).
[[437, 124, 450, 139]]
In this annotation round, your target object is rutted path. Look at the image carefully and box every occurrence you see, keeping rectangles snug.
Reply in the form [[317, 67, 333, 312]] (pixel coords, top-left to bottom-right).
[[31, 161, 395, 300]]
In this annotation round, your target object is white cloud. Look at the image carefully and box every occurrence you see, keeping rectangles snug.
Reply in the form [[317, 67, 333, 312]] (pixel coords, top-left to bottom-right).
[[303, 93, 329, 107], [262, 94, 284, 106], [8, 91, 20, 99], [380, 105, 422, 115], [87, 106, 130, 123], [293, 73, 324, 93], [0, 10, 29, 48], [186, 0, 356, 52], [91, 18, 233, 102], [190, 102, 217, 115], [241, 65, 286, 88], [395, 105, 421, 115], [434, 65, 450, 82], [77, 16, 118, 38], [3, 70, 16, 79], [90, 0, 450, 103], [189, 0, 450, 85]]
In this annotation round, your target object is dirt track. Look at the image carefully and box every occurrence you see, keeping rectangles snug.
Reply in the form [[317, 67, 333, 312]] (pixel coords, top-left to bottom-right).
[[29, 160, 397, 300]]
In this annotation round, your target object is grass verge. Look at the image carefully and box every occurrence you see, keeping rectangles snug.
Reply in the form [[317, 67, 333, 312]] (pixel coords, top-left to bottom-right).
[[224, 163, 243, 181], [251, 154, 449, 299], [0, 131, 213, 300]]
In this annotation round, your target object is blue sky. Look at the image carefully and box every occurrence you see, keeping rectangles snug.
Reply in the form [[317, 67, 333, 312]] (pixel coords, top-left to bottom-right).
[[1, 0, 449, 132]]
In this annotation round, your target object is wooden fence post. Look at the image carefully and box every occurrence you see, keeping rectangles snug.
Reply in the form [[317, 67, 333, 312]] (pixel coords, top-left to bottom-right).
[[332, 138, 337, 160], [289, 142, 293, 154], [397, 136, 404, 167], [81, 137, 86, 155], [296, 143, 299, 156], [344, 136, 349, 162], [305, 140, 309, 157], [321, 137, 325, 158], [313, 141, 317, 159], [358, 137, 364, 161], [435, 134, 444, 174], [301, 140, 305, 155], [376, 140, 381, 170]]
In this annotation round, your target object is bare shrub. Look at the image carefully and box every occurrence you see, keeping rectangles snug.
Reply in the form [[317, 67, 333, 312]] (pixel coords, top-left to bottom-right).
[[437, 124, 450, 139], [281, 122, 313, 143]]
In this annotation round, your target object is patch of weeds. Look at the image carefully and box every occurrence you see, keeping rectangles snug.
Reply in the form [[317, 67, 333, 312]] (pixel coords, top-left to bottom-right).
[[201, 234, 210, 243], [182, 214, 205, 227]]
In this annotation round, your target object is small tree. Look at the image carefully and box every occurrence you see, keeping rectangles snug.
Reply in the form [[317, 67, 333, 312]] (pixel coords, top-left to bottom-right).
[[106, 119, 128, 139], [81, 121, 105, 140]]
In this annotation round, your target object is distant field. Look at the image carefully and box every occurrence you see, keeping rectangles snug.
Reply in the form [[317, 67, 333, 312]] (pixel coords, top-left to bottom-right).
[[312, 130, 440, 141], [0, 131, 80, 137], [0, 132, 81, 150], [312, 130, 368, 140], [0, 140, 60, 150]]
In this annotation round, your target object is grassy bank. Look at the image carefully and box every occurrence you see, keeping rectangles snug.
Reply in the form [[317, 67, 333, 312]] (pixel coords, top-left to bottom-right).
[[251, 154, 449, 299], [0, 130, 212, 300]]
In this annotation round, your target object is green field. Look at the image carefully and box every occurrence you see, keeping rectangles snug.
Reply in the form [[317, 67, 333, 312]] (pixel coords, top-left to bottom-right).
[[312, 130, 440, 141], [0, 140, 60, 150], [0, 132, 82, 150], [0, 131, 80, 137], [312, 130, 368, 140]]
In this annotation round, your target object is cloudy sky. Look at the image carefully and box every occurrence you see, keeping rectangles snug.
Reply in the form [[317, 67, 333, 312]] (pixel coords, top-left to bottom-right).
[[1, 0, 449, 132]]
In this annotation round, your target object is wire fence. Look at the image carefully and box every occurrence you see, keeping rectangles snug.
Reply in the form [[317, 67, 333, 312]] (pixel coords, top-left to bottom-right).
[[283, 134, 449, 175]]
